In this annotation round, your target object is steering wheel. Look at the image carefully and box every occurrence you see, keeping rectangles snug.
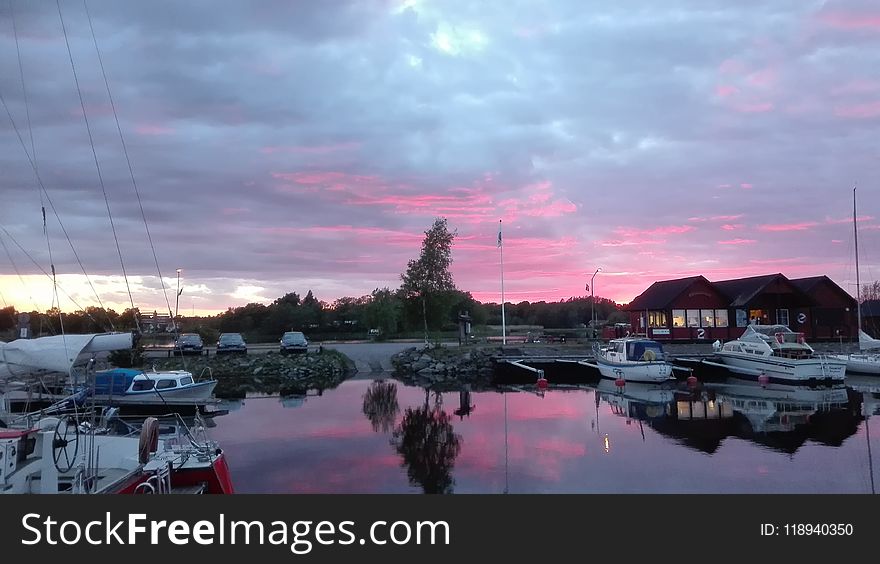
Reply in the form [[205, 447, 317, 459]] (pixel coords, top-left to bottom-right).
[[52, 415, 80, 473]]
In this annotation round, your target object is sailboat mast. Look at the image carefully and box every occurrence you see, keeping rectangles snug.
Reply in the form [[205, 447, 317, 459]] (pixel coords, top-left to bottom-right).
[[855, 186, 862, 337]]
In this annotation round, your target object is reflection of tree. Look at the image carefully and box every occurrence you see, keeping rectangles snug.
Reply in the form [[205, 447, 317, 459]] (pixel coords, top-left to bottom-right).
[[391, 396, 462, 494], [362, 380, 400, 433]]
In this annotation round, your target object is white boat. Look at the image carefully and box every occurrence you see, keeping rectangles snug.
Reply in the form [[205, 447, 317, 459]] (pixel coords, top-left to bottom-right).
[[715, 325, 846, 383], [829, 188, 880, 375], [0, 414, 233, 494], [91, 368, 217, 405], [588, 337, 676, 383]]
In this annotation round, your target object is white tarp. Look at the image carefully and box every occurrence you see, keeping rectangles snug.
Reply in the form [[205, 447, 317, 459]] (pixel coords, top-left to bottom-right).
[[861, 330, 880, 352], [0, 332, 133, 380]]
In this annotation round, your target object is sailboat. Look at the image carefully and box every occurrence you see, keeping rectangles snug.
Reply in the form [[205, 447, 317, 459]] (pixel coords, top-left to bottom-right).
[[831, 187, 880, 375]]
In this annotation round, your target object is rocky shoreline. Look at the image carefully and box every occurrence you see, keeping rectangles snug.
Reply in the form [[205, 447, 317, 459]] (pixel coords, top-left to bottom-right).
[[148, 349, 356, 398], [391, 345, 502, 390]]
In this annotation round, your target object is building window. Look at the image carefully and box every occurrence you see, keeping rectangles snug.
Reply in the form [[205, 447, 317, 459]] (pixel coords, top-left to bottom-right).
[[776, 309, 789, 327], [686, 310, 700, 328], [672, 309, 686, 328], [701, 309, 715, 328], [749, 309, 768, 324], [648, 311, 667, 328], [715, 309, 729, 327], [736, 309, 748, 327]]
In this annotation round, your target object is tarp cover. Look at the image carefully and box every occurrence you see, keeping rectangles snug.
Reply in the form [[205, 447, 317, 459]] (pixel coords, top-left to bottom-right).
[[861, 330, 880, 352], [0, 332, 133, 380]]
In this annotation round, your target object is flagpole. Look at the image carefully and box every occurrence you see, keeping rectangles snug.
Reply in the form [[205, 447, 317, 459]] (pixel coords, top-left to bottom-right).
[[499, 219, 506, 346]]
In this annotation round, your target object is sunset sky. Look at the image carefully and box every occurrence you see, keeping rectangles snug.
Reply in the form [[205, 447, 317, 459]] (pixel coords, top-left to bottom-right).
[[1, 0, 878, 316]]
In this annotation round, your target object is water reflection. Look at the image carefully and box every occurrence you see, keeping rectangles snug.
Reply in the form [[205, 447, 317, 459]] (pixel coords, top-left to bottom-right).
[[362, 380, 399, 433], [391, 391, 462, 494], [209, 376, 878, 493]]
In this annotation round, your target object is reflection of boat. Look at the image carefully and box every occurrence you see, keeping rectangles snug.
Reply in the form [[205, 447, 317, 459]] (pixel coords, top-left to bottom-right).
[[595, 378, 675, 417], [281, 395, 307, 408], [709, 380, 849, 434], [715, 325, 846, 383], [588, 337, 676, 383]]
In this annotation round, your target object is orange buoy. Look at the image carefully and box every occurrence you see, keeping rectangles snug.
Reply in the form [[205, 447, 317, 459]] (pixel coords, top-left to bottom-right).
[[758, 373, 769, 387], [614, 377, 626, 388], [537, 376, 549, 389], [686, 375, 698, 388]]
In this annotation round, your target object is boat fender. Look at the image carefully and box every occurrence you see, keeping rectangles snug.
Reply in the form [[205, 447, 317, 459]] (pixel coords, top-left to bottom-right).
[[139, 417, 160, 464], [641, 349, 656, 361]]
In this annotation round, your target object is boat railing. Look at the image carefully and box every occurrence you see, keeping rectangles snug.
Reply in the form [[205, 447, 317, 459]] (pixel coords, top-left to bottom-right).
[[197, 367, 214, 382]]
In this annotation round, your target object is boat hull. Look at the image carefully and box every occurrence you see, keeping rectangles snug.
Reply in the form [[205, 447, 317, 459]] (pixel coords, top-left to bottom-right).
[[98, 380, 217, 405], [716, 353, 846, 383], [832, 354, 880, 376], [595, 357, 675, 383]]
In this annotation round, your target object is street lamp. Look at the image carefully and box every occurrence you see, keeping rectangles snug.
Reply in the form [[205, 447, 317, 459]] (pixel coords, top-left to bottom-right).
[[590, 268, 602, 339], [175, 268, 182, 331]]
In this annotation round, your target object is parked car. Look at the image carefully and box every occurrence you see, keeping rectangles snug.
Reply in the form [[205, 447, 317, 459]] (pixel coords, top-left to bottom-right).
[[174, 333, 204, 355], [280, 331, 309, 354], [216, 332, 247, 354]]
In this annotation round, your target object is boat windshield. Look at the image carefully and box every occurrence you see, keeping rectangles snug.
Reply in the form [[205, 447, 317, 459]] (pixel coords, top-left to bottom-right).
[[627, 341, 665, 361]]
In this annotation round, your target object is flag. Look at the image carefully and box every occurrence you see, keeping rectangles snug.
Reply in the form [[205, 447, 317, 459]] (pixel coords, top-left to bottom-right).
[[497, 220, 502, 248]]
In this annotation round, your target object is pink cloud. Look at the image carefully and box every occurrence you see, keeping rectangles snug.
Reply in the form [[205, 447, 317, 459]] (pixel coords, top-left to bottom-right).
[[597, 238, 666, 247], [718, 238, 757, 245], [261, 142, 360, 155], [134, 123, 175, 136], [715, 85, 739, 97], [740, 183, 753, 189], [835, 101, 880, 119], [758, 222, 818, 232], [831, 80, 880, 95], [719, 59, 746, 74], [616, 225, 695, 237], [720, 224, 743, 231], [499, 181, 578, 219], [819, 12, 880, 31], [712, 214, 744, 221], [734, 102, 774, 113]]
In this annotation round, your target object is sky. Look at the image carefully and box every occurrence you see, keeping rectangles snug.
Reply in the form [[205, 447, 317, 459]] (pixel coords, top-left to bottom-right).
[[0, 0, 878, 316]]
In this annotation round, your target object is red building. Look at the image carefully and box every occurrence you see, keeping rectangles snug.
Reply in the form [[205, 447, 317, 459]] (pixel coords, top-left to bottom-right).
[[625, 273, 857, 342]]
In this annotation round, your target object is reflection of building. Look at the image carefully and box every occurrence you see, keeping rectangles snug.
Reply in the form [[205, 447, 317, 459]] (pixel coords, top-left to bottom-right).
[[625, 273, 857, 342], [592, 379, 861, 456]]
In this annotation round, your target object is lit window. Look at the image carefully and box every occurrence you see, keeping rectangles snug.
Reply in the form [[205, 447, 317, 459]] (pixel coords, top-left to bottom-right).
[[715, 310, 729, 328], [672, 310, 686, 328], [701, 309, 715, 328], [686, 310, 700, 328]]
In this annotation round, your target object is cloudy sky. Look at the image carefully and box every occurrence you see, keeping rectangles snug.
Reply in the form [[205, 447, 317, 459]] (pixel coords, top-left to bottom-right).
[[1, 0, 878, 315]]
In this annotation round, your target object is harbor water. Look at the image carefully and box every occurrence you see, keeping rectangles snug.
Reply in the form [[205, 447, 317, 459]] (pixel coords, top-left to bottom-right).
[[209, 375, 880, 494]]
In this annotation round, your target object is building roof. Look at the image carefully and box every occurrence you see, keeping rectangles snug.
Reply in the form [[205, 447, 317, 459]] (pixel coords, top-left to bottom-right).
[[626, 276, 707, 311], [789, 276, 826, 293], [712, 273, 794, 307]]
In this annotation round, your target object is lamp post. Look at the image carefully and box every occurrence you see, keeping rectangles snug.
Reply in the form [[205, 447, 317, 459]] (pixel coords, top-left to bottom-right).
[[590, 268, 601, 339], [175, 268, 182, 331]]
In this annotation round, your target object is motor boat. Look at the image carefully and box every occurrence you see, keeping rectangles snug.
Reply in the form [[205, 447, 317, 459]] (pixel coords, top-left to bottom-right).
[[586, 337, 677, 383], [91, 368, 218, 405], [714, 325, 846, 384]]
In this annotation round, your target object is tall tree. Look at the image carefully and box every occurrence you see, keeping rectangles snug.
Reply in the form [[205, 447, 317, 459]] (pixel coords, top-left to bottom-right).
[[862, 281, 880, 302], [400, 217, 457, 341]]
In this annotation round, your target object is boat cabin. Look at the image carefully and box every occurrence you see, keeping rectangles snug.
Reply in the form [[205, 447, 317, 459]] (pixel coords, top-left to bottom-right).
[[604, 338, 666, 362], [94, 369, 195, 395]]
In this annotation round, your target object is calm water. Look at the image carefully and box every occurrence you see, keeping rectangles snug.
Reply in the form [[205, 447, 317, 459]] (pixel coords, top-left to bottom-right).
[[209, 376, 880, 494]]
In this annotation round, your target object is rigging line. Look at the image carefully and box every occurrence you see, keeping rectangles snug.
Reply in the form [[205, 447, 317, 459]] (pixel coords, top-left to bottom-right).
[[83, 0, 172, 329], [0, 223, 102, 329], [0, 230, 51, 330], [0, 91, 115, 330], [56, 0, 137, 325]]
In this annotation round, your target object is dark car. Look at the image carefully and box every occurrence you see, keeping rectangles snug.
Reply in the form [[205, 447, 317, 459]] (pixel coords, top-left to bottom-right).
[[280, 331, 309, 354], [216, 332, 247, 354], [174, 333, 204, 355]]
